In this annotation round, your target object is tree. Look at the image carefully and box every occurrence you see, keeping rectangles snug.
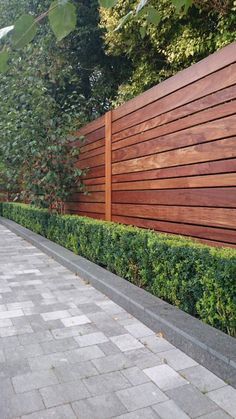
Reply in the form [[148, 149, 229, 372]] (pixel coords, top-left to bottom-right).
[[100, 0, 236, 104]]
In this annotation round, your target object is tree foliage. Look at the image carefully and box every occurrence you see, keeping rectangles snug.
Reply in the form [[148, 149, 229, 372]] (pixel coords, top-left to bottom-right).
[[100, 0, 236, 104]]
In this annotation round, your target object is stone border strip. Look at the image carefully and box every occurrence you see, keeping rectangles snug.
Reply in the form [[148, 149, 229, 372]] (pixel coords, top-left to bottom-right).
[[1, 216, 235, 388]]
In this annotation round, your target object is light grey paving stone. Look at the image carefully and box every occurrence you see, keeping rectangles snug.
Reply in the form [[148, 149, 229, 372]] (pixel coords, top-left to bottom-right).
[[77, 303, 103, 314], [67, 345, 105, 363], [96, 300, 126, 315], [166, 384, 219, 418], [180, 365, 226, 393], [7, 301, 34, 310], [196, 411, 233, 419], [124, 322, 155, 338], [0, 318, 13, 328], [114, 407, 160, 419], [0, 348, 5, 362], [98, 341, 121, 356], [206, 386, 236, 417], [18, 330, 53, 345], [116, 382, 168, 411], [21, 404, 77, 419], [41, 337, 79, 354], [87, 312, 126, 337], [144, 364, 188, 390], [92, 353, 133, 373], [7, 390, 44, 417], [158, 348, 198, 371], [121, 366, 150, 385], [83, 371, 130, 395], [29, 352, 70, 370], [54, 361, 98, 383], [41, 310, 70, 321], [51, 323, 97, 339], [140, 335, 175, 353], [75, 331, 108, 347], [4, 343, 43, 361], [0, 358, 31, 379], [152, 399, 191, 419], [0, 335, 19, 349], [72, 393, 128, 419], [40, 380, 90, 407], [12, 370, 59, 393], [111, 334, 144, 352], [125, 347, 162, 369], [61, 315, 92, 327]]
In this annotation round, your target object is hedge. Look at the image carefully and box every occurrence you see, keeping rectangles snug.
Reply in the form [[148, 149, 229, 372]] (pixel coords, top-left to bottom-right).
[[0, 202, 235, 336]]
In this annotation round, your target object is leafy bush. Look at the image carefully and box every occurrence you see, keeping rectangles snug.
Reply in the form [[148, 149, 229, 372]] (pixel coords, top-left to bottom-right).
[[1, 202, 235, 336]]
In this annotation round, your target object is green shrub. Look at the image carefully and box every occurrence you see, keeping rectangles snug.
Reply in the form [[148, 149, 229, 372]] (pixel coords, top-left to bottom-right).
[[1, 202, 236, 336]]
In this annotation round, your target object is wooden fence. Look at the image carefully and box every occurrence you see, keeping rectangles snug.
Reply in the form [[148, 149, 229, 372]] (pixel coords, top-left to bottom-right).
[[67, 42, 236, 248]]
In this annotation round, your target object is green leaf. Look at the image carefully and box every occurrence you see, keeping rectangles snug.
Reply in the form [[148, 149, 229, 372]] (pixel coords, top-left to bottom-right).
[[146, 7, 161, 25], [115, 11, 133, 31], [12, 15, 37, 49], [49, 0, 77, 42], [140, 26, 146, 39], [171, 0, 193, 14], [99, 0, 118, 8], [0, 51, 9, 73]]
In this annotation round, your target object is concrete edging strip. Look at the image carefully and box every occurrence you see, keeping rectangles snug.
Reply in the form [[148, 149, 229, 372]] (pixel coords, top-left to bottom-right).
[[1, 216, 235, 387]]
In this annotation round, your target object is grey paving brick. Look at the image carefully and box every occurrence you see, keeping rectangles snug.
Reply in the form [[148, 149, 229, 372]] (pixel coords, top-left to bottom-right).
[[114, 407, 160, 418], [41, 310, 70, 321], [152, 400, 190, 419], [7, 390, 44, 417], [92, 353, 133, 373], [0, 318, 13, 328], [196, 411, 233, 419], [111, 333, 144, 352], [98, 341, 121, 356], [125, 347, 162, 369], [116, 382, 168, 411], [0, 358, 31, 379], [4, 343, 43, 361], [67, 345, 105, 363], [18, 330, 53, 345], [158, 348, 198, 371], [51, 323, 97, 339], [21, 404, 77, 419], [87, 312, 126, 337], [144, 364, 188, 390], [141, 335, 175, 353], [124, 322, 155, 338], [166, 384, 218, 418], [72, 393, 127, 419], [12, 369, 59, 393], [40, 380, 90, 407], [29, 352, 70, 370], [206, 385, 236, 417], [75, 331, 108, 347], [180, 365, 226, 393], [54, 360, 98, 383], [121, 366, 150, 385], [61, 314, 91, 327], [41, 337, 79, 354], [83, 371, 130, 395]]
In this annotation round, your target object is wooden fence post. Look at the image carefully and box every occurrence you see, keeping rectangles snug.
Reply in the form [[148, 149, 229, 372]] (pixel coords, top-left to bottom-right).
[[105, 110, 112, 221]]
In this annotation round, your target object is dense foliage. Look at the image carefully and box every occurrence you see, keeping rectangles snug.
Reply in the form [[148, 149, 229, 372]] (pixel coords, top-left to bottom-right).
[[0, 0, 128, 207], [101, 0, 236, 103], [1, 202, 235, 337]]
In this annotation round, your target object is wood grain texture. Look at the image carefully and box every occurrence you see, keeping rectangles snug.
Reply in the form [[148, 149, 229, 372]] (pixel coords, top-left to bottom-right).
[[66, 42, 236, 246]]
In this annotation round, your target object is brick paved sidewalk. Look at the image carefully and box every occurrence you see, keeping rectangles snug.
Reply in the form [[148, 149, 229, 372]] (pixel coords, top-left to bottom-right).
[[0, 224, 235, 419]]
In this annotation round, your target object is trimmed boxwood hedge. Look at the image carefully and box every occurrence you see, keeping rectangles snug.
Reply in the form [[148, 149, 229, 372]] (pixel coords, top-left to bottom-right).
[[0, 202, 235, 336]]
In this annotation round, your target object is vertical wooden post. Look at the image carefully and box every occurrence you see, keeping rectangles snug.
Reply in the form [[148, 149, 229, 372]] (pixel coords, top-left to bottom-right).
[[105, 110, 112, 221]]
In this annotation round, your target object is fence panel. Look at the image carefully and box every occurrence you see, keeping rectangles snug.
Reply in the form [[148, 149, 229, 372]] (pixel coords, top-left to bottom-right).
[[66, 42, 236, 247]]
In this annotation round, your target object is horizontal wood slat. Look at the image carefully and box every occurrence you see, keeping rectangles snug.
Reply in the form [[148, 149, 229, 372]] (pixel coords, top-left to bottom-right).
[[66, 42, 236, 247]]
